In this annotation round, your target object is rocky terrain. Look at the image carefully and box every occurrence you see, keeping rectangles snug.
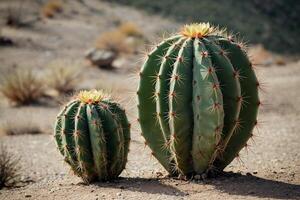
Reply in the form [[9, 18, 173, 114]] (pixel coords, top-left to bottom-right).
[[0, 0, 299, 199]]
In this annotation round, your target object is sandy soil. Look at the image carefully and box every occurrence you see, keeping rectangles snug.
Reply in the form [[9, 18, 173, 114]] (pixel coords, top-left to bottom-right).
[[0, 1, 299, 199]]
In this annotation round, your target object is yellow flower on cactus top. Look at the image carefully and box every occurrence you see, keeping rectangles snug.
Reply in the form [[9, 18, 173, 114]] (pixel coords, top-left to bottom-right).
[[78, 90, 110, 104], [181, 22, 221, 38]]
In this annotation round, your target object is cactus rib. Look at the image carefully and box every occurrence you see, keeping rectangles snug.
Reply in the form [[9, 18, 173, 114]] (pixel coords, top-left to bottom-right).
[[169, 39, 194, 175], [156, 38, 186, 143], [203, 38, 242, 150], [213, 38, 259, 169], [137, 36, 181, 172], [191, 38, 224, 173]]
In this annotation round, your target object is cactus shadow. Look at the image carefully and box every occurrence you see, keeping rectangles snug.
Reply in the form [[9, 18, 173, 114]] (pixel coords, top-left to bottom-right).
[[91, 177, 186, 197], [208, 172, 300, 199]]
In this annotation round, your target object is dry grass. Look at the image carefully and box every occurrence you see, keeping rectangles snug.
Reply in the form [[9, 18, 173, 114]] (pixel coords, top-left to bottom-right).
[[0, 121, 42, 136], [118, 22, 143, 37], [96, 30, 131, 55], [0, 68, 45, 106], [0, 144, 21, 189], [47, 60, 81, 94], [41, 0, 63, 18], [95, 22, 143, 55]]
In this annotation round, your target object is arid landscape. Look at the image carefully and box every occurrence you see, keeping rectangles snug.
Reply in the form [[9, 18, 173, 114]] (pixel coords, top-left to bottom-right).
[[0, 0, 299, 199]]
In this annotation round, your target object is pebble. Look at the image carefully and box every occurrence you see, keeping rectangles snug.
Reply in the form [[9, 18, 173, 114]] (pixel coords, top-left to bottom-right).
[[156, 172, 163, 177], [247, 191, 255, 194], [25, 194, 32, 198], [201, 173, 207, 180], [194, 175, 201, 180]]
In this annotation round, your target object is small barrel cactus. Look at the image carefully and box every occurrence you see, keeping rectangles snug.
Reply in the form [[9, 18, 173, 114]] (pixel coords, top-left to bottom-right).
[[137, 23, 260, 176], [54, 90, 130, 182]]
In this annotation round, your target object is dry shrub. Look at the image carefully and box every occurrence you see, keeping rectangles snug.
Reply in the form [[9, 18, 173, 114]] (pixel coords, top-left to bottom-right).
[[0, 144, 21, 189], [96, 30, 131, 55], [41, 0, 63, 18], [275, 57, 286, 66], [118, 22, 143, 37], [47, 60, 81, 94], [0, 121, 42, 136], [0, 68, 45, 105]]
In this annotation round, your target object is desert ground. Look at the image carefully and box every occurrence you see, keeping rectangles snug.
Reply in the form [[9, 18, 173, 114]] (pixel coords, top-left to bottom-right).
[[0, 1, 299, 199]]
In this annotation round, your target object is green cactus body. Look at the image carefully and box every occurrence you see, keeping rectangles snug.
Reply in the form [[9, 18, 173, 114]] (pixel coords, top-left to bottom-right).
[[137, 35, 181, 172], [213, 38, 260, 169], [54, 90, 130, 182], [137, 23, 259, 176]]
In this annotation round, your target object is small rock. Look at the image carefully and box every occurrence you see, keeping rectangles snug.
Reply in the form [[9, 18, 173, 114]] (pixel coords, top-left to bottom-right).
[[246, 172, 252, 176], [25, 194, 32, 198], [201, 173, 207, 180], [194, 175, 201, 180], [253, 171, 258, 174], [85, 48, 116, 69], [0, 36, 14, 46], [156, 172, 164, 177], [117, 192, 121, 196], [290, 172, 295, 177]]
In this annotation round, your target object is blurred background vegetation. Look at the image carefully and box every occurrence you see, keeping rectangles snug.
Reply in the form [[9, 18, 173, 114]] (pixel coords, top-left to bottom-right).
[[106, 0, 300, 54]]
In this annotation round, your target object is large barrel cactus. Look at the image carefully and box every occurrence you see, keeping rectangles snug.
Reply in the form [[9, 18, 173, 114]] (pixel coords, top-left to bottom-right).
[[137, 23, 260, 176], [54, 90, 130, 182]]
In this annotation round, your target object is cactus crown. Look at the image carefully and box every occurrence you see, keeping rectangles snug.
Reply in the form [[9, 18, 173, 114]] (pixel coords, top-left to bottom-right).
[[78, 90, 110, 104], [181, 23, 223, 38]]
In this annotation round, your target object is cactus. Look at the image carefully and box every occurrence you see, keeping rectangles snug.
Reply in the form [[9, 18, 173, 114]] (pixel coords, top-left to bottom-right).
[[54, 90, 130, 182], [137, 23, 260, 176]]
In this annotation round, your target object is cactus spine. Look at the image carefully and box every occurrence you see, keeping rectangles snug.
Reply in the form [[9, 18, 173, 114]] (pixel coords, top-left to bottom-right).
[[54, 90, 130, 182], [137, 23, 260, 176]]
